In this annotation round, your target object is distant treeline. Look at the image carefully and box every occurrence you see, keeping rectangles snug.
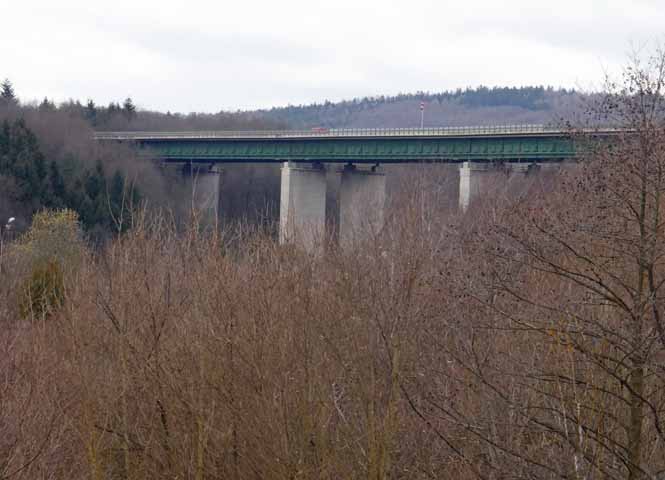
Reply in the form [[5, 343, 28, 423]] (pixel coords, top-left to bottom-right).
[[39, 97, 287, 132], [258, 86, 580, 128]]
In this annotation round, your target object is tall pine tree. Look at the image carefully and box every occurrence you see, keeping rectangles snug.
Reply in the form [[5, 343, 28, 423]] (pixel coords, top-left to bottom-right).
[[0, 79, 18, 106]]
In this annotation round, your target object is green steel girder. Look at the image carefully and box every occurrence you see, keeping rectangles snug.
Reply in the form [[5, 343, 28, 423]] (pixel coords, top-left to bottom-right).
[[133, 135, 576, 164]]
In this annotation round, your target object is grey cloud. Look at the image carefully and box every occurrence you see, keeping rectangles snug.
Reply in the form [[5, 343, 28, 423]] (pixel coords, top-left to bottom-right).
[[5, 0, 660, 112], [94, 19, 327, 68], [466, 6, 664, 61]]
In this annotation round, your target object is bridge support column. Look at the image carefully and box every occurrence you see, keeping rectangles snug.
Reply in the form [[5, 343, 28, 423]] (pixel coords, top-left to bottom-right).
[[339, 165, 386, 247], [184, 164, 220, 224], [279, 162, 327, 252], [458, 162, 495, 212]]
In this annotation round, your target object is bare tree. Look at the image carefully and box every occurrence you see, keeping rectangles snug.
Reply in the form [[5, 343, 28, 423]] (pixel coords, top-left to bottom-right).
[[406, 50, 665, 480]]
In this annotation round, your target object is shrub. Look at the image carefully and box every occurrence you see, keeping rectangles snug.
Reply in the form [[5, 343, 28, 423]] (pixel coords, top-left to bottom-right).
[[16, 209, 85, 269], [11, 209, 85, 320], [18, 258, 65, 319]]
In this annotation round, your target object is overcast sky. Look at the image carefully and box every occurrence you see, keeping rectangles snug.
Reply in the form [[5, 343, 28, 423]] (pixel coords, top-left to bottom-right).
[[2, 0, 663, 112]]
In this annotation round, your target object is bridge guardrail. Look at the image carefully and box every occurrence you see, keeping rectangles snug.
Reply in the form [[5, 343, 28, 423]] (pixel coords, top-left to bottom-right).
[[95, 124, 590, 141]]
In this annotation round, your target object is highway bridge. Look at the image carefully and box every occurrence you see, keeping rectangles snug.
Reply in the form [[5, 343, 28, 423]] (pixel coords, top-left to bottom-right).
[[94, 124, 582, 164], [96, 125, 598, 251]]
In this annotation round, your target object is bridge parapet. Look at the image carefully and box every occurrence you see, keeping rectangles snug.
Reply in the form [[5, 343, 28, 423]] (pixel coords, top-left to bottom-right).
[[94, 124, 592, 141]]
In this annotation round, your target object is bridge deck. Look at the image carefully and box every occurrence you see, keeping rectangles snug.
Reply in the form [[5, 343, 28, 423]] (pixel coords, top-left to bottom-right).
[[95, 125, 609, 164]]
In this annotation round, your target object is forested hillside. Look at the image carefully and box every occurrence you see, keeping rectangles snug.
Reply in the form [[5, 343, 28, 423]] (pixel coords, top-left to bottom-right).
[[0, 118, 139, 234], [257, 86, 582, 128], [70, 85, 584, 132], [0, 79, 282, 236], [0, 81, 159, 238], [104, 86, 580, 130]]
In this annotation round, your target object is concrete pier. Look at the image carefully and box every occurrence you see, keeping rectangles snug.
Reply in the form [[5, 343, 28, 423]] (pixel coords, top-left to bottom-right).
[[184, 164, 221, 223], [279, 162, 327, 251], [458, 162, 496, 211], [458, 162, 565, 210], [339, 165, 386, 247]]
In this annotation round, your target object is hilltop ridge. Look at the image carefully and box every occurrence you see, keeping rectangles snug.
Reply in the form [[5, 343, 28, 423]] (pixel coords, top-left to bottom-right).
[[255, 86, 582, 129]]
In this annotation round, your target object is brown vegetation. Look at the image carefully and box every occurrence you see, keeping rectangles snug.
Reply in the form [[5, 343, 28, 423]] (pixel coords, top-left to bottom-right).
[[1, 54, 665, 480]]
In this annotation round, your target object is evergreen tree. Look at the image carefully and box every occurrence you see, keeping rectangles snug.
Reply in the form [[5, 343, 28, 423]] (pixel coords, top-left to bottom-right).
[[0, 121, 10, 159], [122, 97, 136, 121], [85, 99, 97, 125], [0, 79, 17, 105], [1, 120, 48, 205], [47, 161, 66, 208]]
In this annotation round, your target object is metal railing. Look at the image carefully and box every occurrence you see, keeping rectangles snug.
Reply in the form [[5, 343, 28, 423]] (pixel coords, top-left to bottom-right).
[[94, 124, 577, 141]]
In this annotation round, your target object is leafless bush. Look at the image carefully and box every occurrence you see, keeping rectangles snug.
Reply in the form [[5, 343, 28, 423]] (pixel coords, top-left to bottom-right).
[[2, 52, 665, 480]]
